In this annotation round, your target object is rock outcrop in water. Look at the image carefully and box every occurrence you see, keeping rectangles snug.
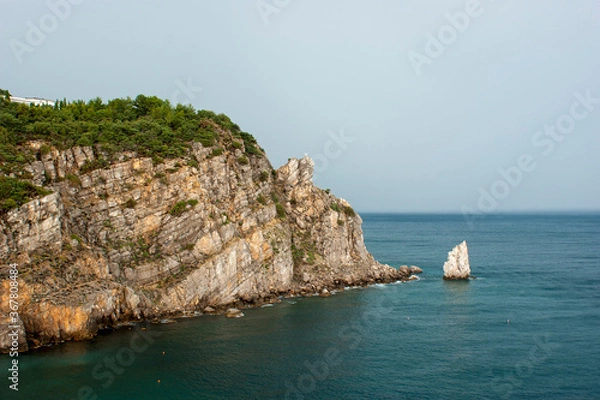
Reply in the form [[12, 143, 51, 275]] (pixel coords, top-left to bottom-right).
[[409, 266, 422, 274], [0, 139, 410, 352], [443, 241, 470, 280]]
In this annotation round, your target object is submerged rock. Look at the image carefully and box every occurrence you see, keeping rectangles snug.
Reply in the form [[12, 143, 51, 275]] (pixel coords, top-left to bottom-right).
[[443, 241, 471, 280], [225, 308, 244, 318]]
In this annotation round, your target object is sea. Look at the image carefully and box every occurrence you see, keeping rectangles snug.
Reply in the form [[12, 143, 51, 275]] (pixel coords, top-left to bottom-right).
[[2, 214, 599, 399]]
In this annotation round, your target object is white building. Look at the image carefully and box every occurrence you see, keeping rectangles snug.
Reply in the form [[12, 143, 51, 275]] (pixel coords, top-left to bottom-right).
[[8, 96, 56, 107]]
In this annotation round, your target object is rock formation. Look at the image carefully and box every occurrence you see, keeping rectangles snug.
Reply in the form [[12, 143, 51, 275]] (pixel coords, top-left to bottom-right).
[[0, 138, 411, 352], [409, 266, 422, 274], [443, 241, 470, 280]]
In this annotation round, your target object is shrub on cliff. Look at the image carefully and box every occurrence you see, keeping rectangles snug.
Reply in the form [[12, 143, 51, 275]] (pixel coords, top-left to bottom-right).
[[0, 176, 51, 213], [169, 199, 199, 216], [342, 205, 356, 217], [276, 203, 286, 219]]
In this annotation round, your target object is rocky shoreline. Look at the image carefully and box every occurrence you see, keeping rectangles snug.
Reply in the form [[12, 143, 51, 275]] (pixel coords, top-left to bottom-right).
[[2, 262, 422, 353], [122, 266, 422, 325], [206, 264, 421, 317]]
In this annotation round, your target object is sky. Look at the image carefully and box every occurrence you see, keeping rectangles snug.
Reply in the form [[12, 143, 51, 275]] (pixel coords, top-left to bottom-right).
[[1, 0, 599, 213]]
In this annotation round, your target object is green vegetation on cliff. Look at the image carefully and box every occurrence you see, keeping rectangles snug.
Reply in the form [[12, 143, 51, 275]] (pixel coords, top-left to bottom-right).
[[0, 176, 51, 212], [0, 88, 264, 211]]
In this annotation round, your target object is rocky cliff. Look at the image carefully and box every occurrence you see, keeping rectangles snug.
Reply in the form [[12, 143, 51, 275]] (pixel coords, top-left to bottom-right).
[[0, 134, 408, 352]]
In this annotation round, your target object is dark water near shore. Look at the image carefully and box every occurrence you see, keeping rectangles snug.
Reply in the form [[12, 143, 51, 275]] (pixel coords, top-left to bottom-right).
[[2, 214, 599, 399]]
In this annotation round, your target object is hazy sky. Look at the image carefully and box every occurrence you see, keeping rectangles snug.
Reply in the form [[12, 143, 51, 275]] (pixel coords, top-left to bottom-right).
[[1, 0, 599, 212]]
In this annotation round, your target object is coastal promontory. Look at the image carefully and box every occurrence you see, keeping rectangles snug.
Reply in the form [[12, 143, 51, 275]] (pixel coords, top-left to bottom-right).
[[0, 91, 409, 352]]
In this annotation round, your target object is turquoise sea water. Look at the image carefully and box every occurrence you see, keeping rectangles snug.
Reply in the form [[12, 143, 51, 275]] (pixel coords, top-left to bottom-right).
[[2, 214, 599, 399]]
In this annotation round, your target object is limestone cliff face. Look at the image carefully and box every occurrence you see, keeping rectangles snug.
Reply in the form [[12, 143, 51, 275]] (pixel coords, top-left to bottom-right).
[[276, 157, 394, 287], [0, 138, 406, 352]]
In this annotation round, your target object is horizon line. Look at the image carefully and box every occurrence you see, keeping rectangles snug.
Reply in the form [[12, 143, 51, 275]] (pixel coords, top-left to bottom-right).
[[357, 210, 600, 215]]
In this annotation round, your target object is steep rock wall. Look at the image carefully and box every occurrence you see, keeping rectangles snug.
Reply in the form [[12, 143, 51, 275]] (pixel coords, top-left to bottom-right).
[[0, 140, 406, 352]]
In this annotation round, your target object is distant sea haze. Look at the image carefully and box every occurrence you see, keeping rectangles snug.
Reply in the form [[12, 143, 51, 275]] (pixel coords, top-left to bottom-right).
[[5, 213, 599, 399]]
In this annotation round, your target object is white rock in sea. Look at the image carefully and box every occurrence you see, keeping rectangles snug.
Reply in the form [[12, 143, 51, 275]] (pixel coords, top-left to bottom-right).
[[443, 241, 470, 280]]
